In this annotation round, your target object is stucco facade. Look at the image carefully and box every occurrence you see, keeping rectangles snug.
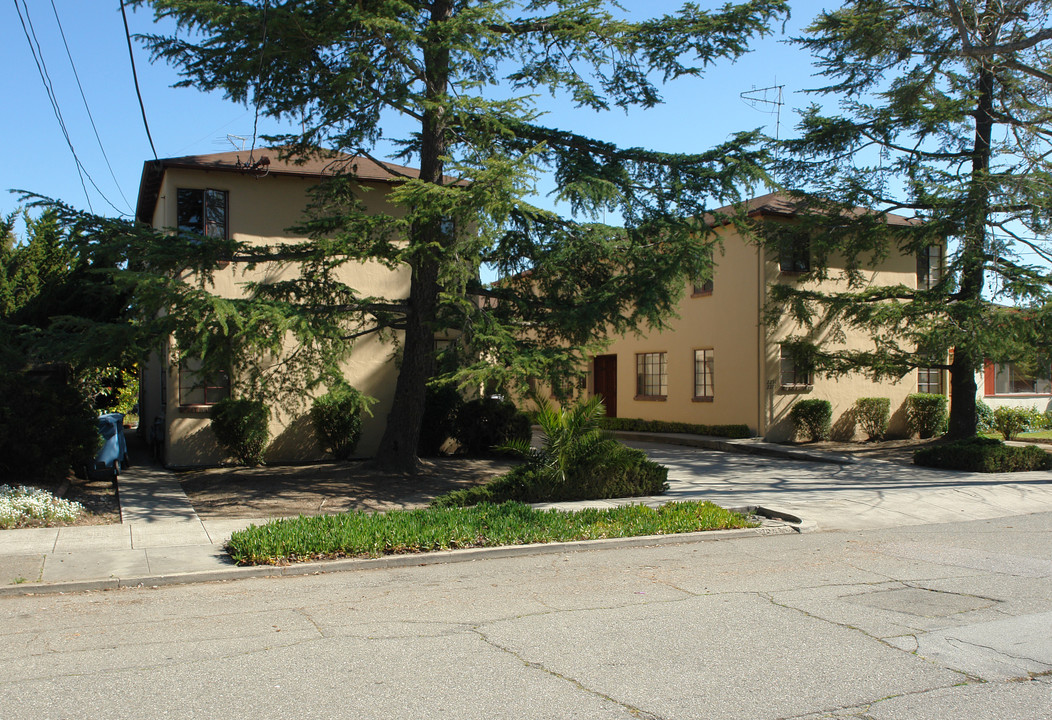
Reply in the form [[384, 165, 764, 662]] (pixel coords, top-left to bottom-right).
[[136, 151, 411, 467], [590, 194, 945, 441]]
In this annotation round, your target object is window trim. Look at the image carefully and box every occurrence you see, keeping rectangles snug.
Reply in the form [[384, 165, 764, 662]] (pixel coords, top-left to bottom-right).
[[693, 348, 714, 401], [917, 367, 943, 395], [917, 244, 942, 291], [635, 351, 668, 400]]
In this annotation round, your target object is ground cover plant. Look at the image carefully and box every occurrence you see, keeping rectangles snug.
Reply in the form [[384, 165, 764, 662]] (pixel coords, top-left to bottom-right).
[[598, 417, 751, 438], [0, 484, 84, 529], [913, 437, 1051, 473], [226, 500, 757, 565]]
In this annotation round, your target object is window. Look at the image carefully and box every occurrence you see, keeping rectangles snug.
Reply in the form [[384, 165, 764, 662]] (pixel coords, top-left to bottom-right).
[[177, 188, 228, 239], [917, 245, 942, 290], [178, 359, 230, 406], [779, 345, 812, 387], [693, 349, 714, 400], [635, 352, 667, 399], [990, 362, 1052, 395], [779, 233, 810, 273], [917, 367, 942, 394], [692, 246, 714, 295]]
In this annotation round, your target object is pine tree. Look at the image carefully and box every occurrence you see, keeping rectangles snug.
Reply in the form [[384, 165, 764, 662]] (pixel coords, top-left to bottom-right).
[[131, 0, 789, 470], [763, 0, 1052, 439]]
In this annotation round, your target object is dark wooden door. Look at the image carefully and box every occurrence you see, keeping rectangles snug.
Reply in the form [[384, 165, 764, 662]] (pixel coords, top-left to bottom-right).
[[593, 354, 618, 417]]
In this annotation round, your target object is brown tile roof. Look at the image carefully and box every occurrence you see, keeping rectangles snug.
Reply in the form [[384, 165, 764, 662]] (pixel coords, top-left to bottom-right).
[[705, 191, 914, 227], [135, 149, 425, 223]]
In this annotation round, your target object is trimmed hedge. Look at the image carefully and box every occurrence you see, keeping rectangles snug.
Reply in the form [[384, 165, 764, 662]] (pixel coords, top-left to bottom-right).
[[913, 437, 1051, 472], [210, 398, 270, 466], [790, 399, 832, 442], [907, 393, 947, 438], [310, 383, 374, 460], [431, 443, 668, 508], [855, 397, 890, 440], [598, 417, 752, 439]]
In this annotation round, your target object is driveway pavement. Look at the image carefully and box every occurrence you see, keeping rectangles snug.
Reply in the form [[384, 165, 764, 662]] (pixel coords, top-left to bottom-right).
[[1, 433, 1049, 594]]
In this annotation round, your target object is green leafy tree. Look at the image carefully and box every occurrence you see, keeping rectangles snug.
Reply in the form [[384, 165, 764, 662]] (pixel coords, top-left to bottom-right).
[[129, 0, 788, 471], [762, 0, 1052, 439]]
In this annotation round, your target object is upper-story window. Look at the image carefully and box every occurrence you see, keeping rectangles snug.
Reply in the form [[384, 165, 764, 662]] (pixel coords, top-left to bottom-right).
[[692, 245, 714, 295], [693, 348, 714, 400], [779, 233, 810, 273], [917, 245, 942, 290], [177, 188, 228, 239]]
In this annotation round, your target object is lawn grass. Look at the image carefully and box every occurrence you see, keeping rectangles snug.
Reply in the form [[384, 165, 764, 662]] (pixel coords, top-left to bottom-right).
[[226, 501, 758, 565]]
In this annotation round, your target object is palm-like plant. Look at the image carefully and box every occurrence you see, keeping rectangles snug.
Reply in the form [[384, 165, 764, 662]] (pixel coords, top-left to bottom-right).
[[501, 394, 615, 484]]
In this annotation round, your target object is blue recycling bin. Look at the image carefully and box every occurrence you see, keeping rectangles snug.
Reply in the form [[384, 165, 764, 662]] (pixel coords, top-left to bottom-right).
[[87, 413, 128, 481]]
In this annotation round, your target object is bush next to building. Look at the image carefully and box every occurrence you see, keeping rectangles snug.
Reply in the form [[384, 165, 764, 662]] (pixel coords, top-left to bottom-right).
[[906, 393, 948, 439], [790, 399, 832, 442], [453, 397, 531, 456], [418, 382, 464, 456], [855, 397, 890, 440], [310, 383, 375, 460], [598, 417, 752, 438], [914, 436, 1051, 472], [210, 398, 270, 466]]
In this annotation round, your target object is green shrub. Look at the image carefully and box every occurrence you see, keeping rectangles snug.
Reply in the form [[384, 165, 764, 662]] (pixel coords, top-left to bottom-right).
[[418, 382, 464, 456], [992, 406, 1031, 441], [453, 397, 531, 456], [789, 399, 832, 441], [0, 373, 99, 480], [435, 395, 668, 507], [210, 398, 270, 466], [975, 399, 995, 432], [906, 393, 948, 438], [914, 437, 1051, 472], [855, 397, 890, 440], [598, 417, 752, 438], [310, 383, 375, 460]]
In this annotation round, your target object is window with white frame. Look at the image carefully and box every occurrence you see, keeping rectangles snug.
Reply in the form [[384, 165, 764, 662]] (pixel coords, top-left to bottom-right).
[[917, 245, 942, 291], [635, 352, 667, 399], [779, 345, 812, 387], [694, 349, 714, 400]]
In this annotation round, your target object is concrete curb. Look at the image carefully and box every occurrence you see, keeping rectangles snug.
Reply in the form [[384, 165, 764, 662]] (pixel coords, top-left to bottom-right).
[[0, 508, 806, 597]]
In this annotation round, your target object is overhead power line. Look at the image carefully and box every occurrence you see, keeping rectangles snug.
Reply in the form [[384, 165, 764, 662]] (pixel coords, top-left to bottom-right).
[[49, 0, 133, 214], [120, 0, 158, 161]]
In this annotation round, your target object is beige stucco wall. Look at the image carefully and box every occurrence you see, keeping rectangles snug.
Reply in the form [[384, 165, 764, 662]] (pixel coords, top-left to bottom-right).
[[145, 167, 409, 467], [763, 232, 935, 441], [590, 226, 764, 432]]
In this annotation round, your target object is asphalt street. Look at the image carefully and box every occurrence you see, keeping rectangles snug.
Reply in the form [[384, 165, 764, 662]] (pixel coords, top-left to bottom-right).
[[2, 511, 1050, 719]]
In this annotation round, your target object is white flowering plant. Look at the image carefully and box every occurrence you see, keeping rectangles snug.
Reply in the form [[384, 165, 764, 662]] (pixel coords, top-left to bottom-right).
[[0, 485, 84, 529]]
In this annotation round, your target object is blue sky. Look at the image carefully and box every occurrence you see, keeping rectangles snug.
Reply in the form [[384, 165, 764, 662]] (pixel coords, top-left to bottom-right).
[[2, 1, 828, 232]]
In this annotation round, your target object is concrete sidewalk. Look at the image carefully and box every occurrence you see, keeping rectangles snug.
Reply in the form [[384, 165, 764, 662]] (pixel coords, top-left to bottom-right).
[[1, 433, 1049, 595]]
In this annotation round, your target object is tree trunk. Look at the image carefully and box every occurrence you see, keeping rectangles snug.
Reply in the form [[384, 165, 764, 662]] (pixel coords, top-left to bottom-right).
[[946, 56, 994, 439], [373, 0, 452, 472]]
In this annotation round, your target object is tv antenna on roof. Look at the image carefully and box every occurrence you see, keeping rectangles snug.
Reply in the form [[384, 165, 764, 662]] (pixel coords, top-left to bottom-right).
[[226, 134, 248, 150], [740, 83, 785, 140]]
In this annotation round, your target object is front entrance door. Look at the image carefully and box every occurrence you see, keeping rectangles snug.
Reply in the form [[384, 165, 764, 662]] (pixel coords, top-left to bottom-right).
[[593, 354, 618, 417]]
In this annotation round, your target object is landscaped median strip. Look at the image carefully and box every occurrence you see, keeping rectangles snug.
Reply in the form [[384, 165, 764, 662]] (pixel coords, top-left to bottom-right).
[[226, 500, 759, 566]]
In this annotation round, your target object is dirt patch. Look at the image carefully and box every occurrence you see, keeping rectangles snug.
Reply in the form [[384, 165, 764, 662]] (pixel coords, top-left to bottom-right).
[[781, 437, 948, 466], [179, 457, 517, 519]]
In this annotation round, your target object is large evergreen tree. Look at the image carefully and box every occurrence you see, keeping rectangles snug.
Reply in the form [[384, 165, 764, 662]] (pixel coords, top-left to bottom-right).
[[763, 0, 1052, 438], [131, 0, 788, 471]]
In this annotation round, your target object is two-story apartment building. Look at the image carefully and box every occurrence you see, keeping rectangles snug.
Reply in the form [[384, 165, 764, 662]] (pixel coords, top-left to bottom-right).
[[589, 193, 945, 441], [136, 150, 413, 467]]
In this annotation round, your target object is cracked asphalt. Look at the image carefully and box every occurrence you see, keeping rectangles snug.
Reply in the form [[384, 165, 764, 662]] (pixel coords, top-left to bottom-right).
[[2, 511, 1050, 718]]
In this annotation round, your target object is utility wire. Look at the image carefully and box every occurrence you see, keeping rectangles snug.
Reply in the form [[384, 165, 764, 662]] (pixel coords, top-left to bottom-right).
[[15, 0, 127, 216], [120, 0, 158, 161], [49, 0, 133, 215]]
